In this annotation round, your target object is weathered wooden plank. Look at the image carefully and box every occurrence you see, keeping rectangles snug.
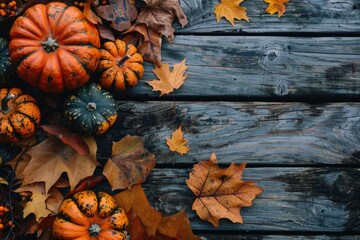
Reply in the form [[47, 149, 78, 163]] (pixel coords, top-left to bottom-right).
[[175, 0, 360, 33], [121, 36, 360, 99], [141, 167, 360, 232], [198, 234, 360, 240], [100, 101, 360, 165]]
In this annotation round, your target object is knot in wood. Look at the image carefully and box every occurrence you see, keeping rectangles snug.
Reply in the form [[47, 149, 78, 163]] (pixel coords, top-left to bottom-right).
[[268, 52, 277, 61], [332, 174, 353, 200]]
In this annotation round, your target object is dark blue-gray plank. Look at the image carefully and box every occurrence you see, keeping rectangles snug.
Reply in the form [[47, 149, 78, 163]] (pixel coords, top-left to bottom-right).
[[198, 234, 360, 240], [175, 0, 360, 33], [142, 167, 360, 232], [121, 36, 360, 99], [99, 101, 360, 165]]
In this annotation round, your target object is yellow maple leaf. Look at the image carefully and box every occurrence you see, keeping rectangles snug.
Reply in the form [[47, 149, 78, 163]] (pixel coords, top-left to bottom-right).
[[147, 59, 188, 96], [166, 126, 190, 155], [264, 0, 289, 17], [23, 192, 51, 222], [214, 0, 249, 26]]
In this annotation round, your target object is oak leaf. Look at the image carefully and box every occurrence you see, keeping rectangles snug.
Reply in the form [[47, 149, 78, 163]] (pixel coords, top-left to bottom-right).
[[23, 192, 51, 222], [136, 0, 188, 42], [20, 136, 98, 193], [186, 153, 263, 227], [264, 0, 289, 17], [147, 59, 188, 96], [166, 126, 190, 155], [103, 136, 155, 190], [114, 184, 199, 240], [214, 0, 249, 26]]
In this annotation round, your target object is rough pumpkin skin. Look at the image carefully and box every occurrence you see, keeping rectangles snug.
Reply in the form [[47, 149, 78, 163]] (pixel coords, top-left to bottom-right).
[[52, 190, 129, 240], [98, 39, 144, 91], [0, 88, 41, 143], [9, 2, 100, 93]]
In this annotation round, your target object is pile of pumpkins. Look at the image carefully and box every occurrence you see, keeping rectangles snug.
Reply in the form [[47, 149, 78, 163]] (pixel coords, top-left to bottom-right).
[[0, 1, 145, 143]]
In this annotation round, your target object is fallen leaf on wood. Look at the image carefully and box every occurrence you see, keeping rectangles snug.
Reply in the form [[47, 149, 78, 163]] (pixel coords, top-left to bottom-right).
[[124, 23, 162, 65], [136, 0, 188, 42], [166, 126, 190, 155], [186, 153, 263, 227], [214, 0, 249, 26], [103, 136, 155, 190], [147, 58, 188, 96], [95, 0, 137, 32], [264, 0, 289, 17], [20, 136, 98, 193]]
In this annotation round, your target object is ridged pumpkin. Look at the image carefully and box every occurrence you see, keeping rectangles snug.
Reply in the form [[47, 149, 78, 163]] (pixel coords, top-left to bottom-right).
[[53, 190, 129, 240], [63, 83, 117, 135], [0, 88, 41, 143], [9, 2, 100, 93], [98, 39, 144, 91], [0, 38, 13, 87]]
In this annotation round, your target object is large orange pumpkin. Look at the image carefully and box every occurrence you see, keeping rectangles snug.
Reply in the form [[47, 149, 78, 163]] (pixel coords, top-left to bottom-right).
[[52, 191, 128, 240], [9, 2, 100, 93]]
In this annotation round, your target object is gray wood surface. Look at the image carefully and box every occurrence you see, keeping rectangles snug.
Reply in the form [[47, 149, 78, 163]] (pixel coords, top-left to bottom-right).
[[121, 36, 360, 99], [100, 101, 360, 165], [175, 0, 360, 33], [141, 167, 360, 232], [198, 234, 360, 240]]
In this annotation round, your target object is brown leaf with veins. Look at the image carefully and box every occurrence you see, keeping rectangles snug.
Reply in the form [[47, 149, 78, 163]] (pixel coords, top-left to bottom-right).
[[103, 136, 155, 190], [264, 0, 289, 17], [147, 58, 188, 96], [166, 126, 190, 155], [95, 0, 137, 32], [124, 23, 162, 65], [21, 136, 98, 193], [186, 153, 263, 227], [137, 0, 188, 42], [214, 0, 249, 26]]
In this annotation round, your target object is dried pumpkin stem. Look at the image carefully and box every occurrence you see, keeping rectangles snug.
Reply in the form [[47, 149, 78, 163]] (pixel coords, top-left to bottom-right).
[[89, 223, 101, 236], [41, 36, 59, 53], [1, 93, 15, 113], [116, 55, 131, 66], [87, 102, 97, 111]]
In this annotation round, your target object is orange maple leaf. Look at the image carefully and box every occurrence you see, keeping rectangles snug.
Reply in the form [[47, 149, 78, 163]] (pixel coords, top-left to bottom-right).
[[264, 0, 289, 17], [166, 126, 190, 155], [214, 0, 249, 26], [186, 153, 263, 227], [147, 59, 188, 96]]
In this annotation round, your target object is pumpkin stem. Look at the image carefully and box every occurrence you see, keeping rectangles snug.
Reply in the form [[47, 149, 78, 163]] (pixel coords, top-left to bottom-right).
[[1, 93, 15, 114], [41, 37, 59, 53], [87, 102, 97, 111], [116, 55, 131, 66], [89, 223, 101, 236]]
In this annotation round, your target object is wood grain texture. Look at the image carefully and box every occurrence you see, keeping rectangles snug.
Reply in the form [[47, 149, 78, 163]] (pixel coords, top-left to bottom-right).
[[198, 234, 360, 240], [98, 101, 360, 165], [141, 167, 360, 232], [175, 0, 360, 33], [121, 36, 360, 99]]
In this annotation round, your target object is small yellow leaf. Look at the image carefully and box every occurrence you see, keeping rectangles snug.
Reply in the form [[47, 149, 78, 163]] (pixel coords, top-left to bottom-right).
[[147, 59, 188, 96], [166, 126, 190, 155], [0, 177, 8, 185], [214, 0, 249, 26], [23, 192, 51, 222], [264, 0, 289, 17]]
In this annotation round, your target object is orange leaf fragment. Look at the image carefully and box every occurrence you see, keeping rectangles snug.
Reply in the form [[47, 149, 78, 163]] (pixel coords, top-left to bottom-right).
[[186, 153, 263, 227], [214, 0, 249, 26], [166, 126, 190, 155], [147, 59, 188, 96], [264, 0, 289, 17]]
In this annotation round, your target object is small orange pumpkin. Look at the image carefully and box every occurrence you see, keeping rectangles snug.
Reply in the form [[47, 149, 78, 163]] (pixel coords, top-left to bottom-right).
[[52, 190, 128, 240], [0, 88, 41, 143], [98, 39, 144, 91]]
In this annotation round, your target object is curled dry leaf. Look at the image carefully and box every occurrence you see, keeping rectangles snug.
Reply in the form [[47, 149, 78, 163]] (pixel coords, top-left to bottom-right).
[[214, 0, 249, 26], [147, 58, 188, 96], [264, 0, 289, 17], [186, 153, 263, 227], [166, 126, 190, 155]]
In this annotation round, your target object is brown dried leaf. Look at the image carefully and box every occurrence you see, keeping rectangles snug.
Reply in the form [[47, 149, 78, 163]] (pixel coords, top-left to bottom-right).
[[103, 136, 155, 190], [23, 192, 51, 222], [214, 0, 249, 26], [186, 153, 263, 227], [147, 58, 188, 96], [166, 126, 190, 155], [83, 0, 102, 24], [264, 0, 289, 17]]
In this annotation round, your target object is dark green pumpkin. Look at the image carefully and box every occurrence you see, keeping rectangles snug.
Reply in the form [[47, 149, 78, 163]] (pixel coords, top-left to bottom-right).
[[63, 83, 118, 135], [0, 38, 13, 87]]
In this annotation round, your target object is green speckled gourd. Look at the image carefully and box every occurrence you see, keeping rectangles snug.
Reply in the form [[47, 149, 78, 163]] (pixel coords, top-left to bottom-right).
[[63, 83, 118, 135], [0, 38, 13, 87]]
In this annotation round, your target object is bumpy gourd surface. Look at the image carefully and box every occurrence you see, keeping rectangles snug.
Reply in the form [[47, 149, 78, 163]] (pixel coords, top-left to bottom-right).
[[9, 2, 100, 93]]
